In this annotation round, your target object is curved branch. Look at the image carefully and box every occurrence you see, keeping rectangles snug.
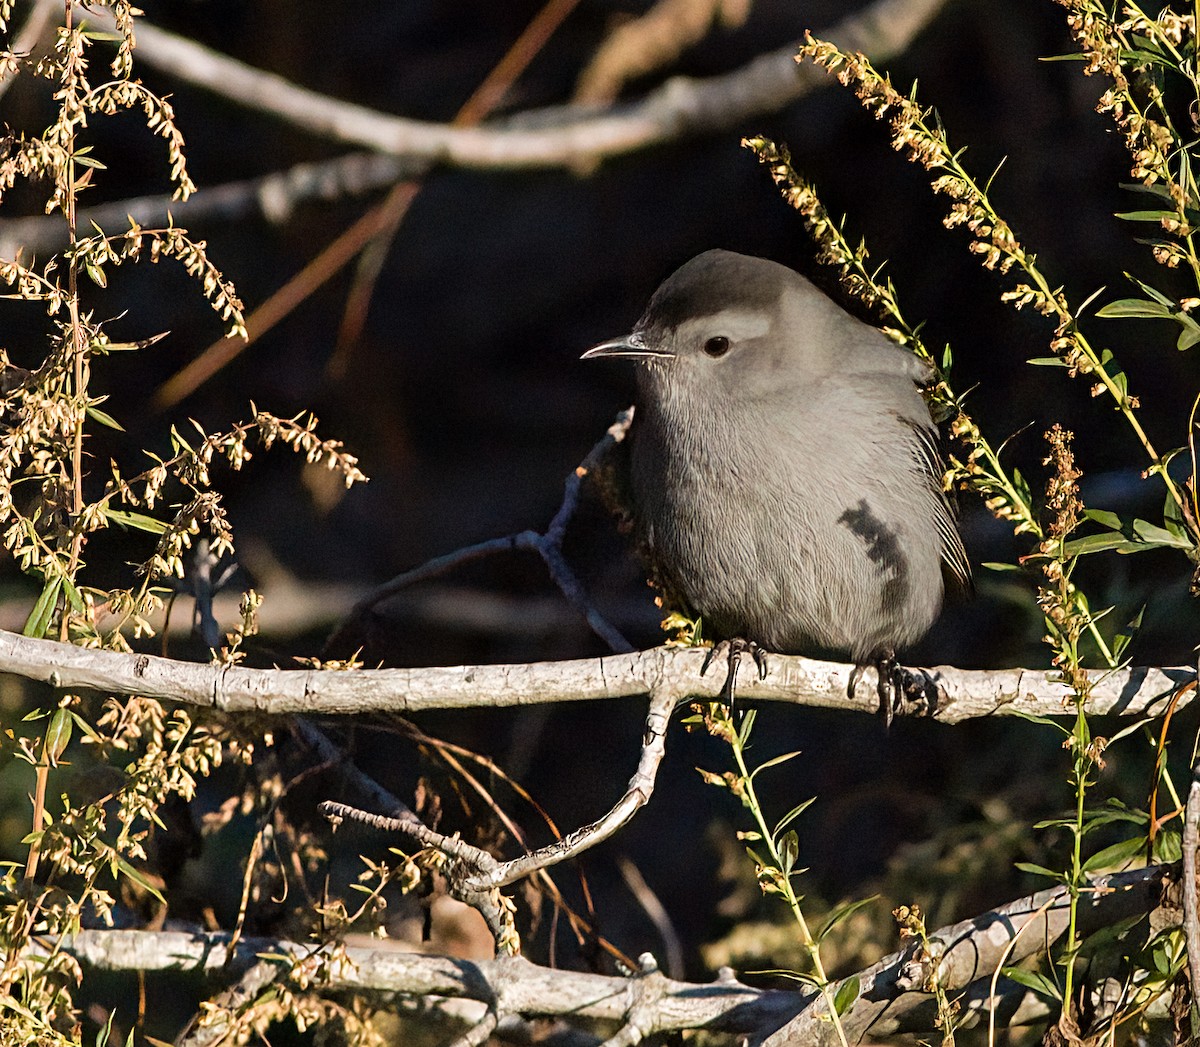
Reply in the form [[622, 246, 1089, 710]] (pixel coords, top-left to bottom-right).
[[0, 628, 1191, 722], [81, 0, 949, 170]]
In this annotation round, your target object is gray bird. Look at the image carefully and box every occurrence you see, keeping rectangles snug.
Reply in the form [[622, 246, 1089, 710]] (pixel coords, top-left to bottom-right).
[[583, 249, 969, 716]]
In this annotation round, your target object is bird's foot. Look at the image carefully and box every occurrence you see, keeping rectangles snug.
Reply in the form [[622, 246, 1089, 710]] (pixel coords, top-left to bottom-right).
[[849, 651, 906, 728], [701, 638, 768, 704]]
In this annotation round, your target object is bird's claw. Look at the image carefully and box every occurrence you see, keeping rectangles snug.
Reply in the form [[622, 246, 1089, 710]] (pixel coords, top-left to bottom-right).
[[700, 637, 768, 704], [849, 652, 907, 728]]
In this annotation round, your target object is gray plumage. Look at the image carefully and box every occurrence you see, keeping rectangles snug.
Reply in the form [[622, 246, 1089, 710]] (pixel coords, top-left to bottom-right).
[[584, 249, 968, 665]]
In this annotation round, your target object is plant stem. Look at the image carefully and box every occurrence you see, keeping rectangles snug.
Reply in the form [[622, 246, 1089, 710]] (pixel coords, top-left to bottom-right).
[[726, 720, 849, 1047]]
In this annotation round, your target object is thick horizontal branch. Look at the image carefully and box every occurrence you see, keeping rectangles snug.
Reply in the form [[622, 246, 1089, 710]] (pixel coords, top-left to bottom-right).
[[50, 863, 1172, 1043], [0, 629, 1192, 722], [87, 0, 948, 170], [55, 929, 802, 1036]]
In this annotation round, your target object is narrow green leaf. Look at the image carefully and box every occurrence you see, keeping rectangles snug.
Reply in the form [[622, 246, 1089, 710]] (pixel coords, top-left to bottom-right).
[[773, 797, 816, 838], [61, 574, 84, 613], [1129, 273, 1176, 304], [102, 508, 169, 534], [23, 576, 63, 638], [1081, 835, 1146, 873], [1113, 209, 1173, 222], [113, 855, 165, 904], [1014, 861, 1065, 880], [833, 975, 861, 1016], [1132, 518, 1191, 549], [1096, 298, 1173, 319], [981, 561, 1022, 572], [45, 708, 72, 764], [1061, 533, 1143, 557], [1032, 817, 1076, 830], [816, 895, 879, 943], [1026, 356, 1068, 367], [86, 406, 125, 431], [778, 830, 799, 876], [1002, 965, 1062, 1001], [1011, 711, 1070, 732], [750, 749, 802, 779], [1120, 181, 1175, 202], [68, 709, 103, 743], [737, 709, 756, 746]]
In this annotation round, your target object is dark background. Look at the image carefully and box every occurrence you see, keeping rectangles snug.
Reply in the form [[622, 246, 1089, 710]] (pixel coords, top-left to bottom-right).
[[1, 0, 1197, 1034]]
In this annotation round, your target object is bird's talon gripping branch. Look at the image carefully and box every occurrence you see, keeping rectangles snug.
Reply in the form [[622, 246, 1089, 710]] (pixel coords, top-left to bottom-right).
[[700, 637, 766, 704]]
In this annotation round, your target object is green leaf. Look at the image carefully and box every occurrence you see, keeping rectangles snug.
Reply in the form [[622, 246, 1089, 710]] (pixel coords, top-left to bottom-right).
[[84, 259, 108, 288], [1113, 209, 1173, 222], [750, 749, 802, 780], [1061, 533, 1144, 557], [68, 709, 103, 743], [1095, 298, 1174, 319], [1164, 489, 1187, 540], [1120, 181, 1175, 202], [1132, 518, 1192, 549], [737, 709, 756, 747], [1032, 816, 1076, 830], [778, 830, 799, 876], [1112, 606, 1145, 662], [113, 855, 165, 904], [86, 406, 125, 431], [1014, 861, 1065, 881], [981, 561, 1022, 572], [1179, 326, 1200, 351], [1027, 356, 1068, 367], [1001, 965, 1062, 1001], [103, 508, 169, 534], [816, 895, 879, 943], [45, 708, 72, 764], [1153, 828, 1182, 863], [1083, 508, 1123, 530], [61, 574, 85, 614], [1081, 835, 1146, 873], [833, 975, 861, 1016], [1129, 274, 1176, 304], [773, 797, 816, 838], [23, 575, 63, 638], [1011, 711, 1070, 732]]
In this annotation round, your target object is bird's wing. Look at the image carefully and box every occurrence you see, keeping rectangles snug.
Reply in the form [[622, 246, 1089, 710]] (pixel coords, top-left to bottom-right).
[[909, 419, 972, 593]]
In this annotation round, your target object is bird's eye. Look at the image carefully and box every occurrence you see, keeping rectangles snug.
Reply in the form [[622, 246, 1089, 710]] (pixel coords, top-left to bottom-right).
[[703, 336, 730, 358]]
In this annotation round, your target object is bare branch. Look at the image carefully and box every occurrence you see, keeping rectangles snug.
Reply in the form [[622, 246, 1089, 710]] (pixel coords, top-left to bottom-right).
[[72, 0, 950, 171], [47, 864, 1173, 1042], [762, 864, 1172, 1045], [325, 409, 634, 658], [319, 684, 676, 894], [0, 628, 1191, 722], [0, 152, 418, 257]]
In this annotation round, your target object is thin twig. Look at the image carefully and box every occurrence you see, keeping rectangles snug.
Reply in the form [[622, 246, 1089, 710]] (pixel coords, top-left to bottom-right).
[[320, 683, 678, 893], [324, 408, 634, 656]]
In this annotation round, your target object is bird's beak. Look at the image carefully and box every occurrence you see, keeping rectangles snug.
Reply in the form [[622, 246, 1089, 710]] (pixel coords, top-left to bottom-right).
[[581, 331, 673, 360]]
